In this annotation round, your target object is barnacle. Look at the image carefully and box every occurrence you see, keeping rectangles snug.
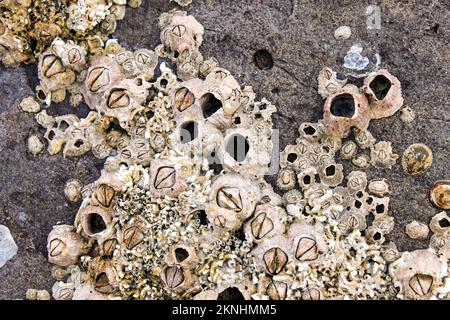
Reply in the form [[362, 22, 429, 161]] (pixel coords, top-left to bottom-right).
[[405, 220, 429, 240], [317, 67, 347, 99], [400, 106, 416, 123], [429, 212, 450, 235], [323, 84, 371, 138], [429, 181, 450, 210], [27, 134, 45, 156], [362, 69, 404, 119], [64, 179, 83, 203], [401, 143, 433, 175], [370, 141, 399, 169], [47, 225, 87, 267]]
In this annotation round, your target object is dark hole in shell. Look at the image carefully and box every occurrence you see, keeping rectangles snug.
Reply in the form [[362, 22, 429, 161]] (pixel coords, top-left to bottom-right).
[[369, 75, 392, 100], [87, 213, 107, 234], [180, 121, 198, 144], [375, 204, 385, 214], [325, 165, 336, 176], [175, 248, 189, 263], [439, 218, 450, 228], [330, 93, 355, 118], [287, 153, 297, 163], [217, 287, 245, 300], [303, 125, 316, 135], [201, 93, 222, 119]]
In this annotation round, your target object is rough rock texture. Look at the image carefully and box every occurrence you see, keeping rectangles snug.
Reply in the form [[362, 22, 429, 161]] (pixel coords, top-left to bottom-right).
[[0, 0, 449, 299]]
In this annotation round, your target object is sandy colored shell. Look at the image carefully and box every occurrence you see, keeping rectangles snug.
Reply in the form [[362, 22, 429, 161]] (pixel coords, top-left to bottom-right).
[[405, 220, 429, 240]]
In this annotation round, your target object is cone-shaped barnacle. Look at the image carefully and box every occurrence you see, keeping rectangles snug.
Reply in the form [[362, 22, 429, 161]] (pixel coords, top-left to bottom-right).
[[401, 143, 433, 175], [318, 162, 344, 187], [429, 212, 450, 235], [206, 173, 260, 231], [429, 181, 450, 210], [340, 140, 358, 159], [47, 225, 87, 267], [276, 167, 297, 191], [282, 190, 307, 218], [346, 171, 368, 195], [287, 222, 326, 266], [51, 39, 87, 73], [338, 210, 367, 233], [351, 127, 375, 149], [297, 167, 318, 191], [381, 242, 400, 263], [280, 144, 303, 170], [83, 56, 126, 110], [389, 249, 446, 300], [217, 127, 272, 178], [27, 134, 45, 156], [405, 220, 429, 240], [370, 196, 390, 217], [244, 204, 286, 243], [352, 154, 371, 168], [64, 179, 82, 203], [133, 49, 159, 80], [161, 265, 198, 296], [362, 69, 403, 119], [430, 233, 450, 260], [299, 122, 322, 142], [79, 205, 115, 242], [370, 141, 399, 169], [38, 49, 76, 96], [317, 67, 347, 99], [252, 235, 290, 276], [165, 243, 198, 268], [89, 257, 120, 294], [368, 179, 391, 197], [148, 157, 189, 198], [323, 84, 371, 138]]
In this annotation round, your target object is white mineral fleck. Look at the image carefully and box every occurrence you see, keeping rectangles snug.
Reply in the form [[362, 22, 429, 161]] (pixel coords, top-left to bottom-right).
[[334, 26, 351, 40], [0, 225, 18, 268]]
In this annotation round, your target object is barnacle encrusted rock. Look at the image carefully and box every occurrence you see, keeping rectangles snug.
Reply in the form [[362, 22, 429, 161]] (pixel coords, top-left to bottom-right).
[[401, 143, 433, 175]]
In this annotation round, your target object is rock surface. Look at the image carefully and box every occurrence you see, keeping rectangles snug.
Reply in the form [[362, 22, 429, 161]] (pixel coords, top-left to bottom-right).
[[0, 0, 449, 299]]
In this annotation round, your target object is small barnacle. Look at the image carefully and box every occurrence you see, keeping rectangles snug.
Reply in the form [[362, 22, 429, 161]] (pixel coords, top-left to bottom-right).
[[276, 167, 296, 191], [340, 140, 358, 159], [297, 167, 318, 191], [381, 242, 400, 263], [429, 181, 450, 210], [51, 266, 68, 281], [429, 212, 450, 235], [401, 143, 433, 175], [121, 225, 144, 250], [64, 179, 82, 203], [368, 179, 391, 197], [27, 134, 45, 156], [266, 280, 289, 300], [405, 220, 429, 240], [370, 197, 390, 216], [52, 282, 75, 300], [317, 67, 347, 99], [301, 287, 321, 300], [244, 204, 286, 243], [323, 84, 371, 138], [400, 106, 416, 123], [370, 141, 398, 169], [429, 233, 450, 260], [47, 225, 87, 267], [334, 26, 352, 40], [346, 171, 368, 194], [19, 96, 41, 113], [299, 122, 321, 142], [26, 289, 51, 301], [351, 154, 371, 168], [352, 127, 375, 149], [79, 206, 114, 241], [318, 162, 343, 187], [362, 69, 404, 119]]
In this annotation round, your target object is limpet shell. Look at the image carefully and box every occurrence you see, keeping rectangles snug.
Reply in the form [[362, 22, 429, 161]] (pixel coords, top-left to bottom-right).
[[401, 143, 433, 175], [429, 181, 450, 210]]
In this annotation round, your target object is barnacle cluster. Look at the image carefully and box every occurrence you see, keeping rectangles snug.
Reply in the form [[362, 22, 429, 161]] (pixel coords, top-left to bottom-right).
[[9, 4, 448, 300], [0, 0, 140, 66]]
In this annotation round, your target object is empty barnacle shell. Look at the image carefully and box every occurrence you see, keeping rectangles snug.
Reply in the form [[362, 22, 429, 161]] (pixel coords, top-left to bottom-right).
[[340, 140, 358, 159], [368, 179, 391, 197], [389, 249, 446, 300], [405, 220, 429, 240], [429, 181, 450, 210], [90, 257, 120, 294], [299, 122, 322, 142], [429, 212, 450, 235], [370, 141, 399, 169], [166, 244, 198, 267], [401, 143, 433, 175], [27, 134, 45, 156], [79, 205, 114, 241], [64, 179, 82, 203], [297, 167, 318, 191], [47, 225, 86, 267], [362, 69, 403, 119], [276, 167, 297, 191], [370, 196, 390, 216], [317, 67, 347, 99], [318, 162, 344, 187], [323, 84, 371, 138], [19, 96, 41, 113], [400, 106, 416, 123]]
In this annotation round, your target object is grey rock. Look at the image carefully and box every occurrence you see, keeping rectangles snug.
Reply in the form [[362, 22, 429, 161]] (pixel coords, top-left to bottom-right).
[[0, 225, 18, 268]]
